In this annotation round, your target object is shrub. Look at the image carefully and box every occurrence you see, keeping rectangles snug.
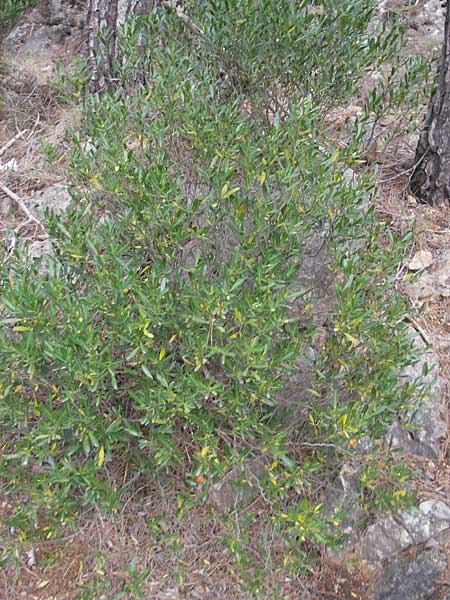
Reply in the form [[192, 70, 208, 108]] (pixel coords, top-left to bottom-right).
[[0, 2, 426, 586]]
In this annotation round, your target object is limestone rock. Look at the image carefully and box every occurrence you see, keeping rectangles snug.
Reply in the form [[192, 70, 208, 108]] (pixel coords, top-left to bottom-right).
[[404, 250, 450, 302], [407, 250, 433, 272], [385, 328, 445, 459], [208, 456, 269, 514], [29, 183, 71, 215], [373, 548, 447, 600], [360, 500, 450, 563]]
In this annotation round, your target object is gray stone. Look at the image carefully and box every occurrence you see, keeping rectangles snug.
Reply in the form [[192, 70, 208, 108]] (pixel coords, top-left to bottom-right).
[[361, 500, 450, 563], [28, 239, 53, 261], [404, 251, 450, 302], [277, 230, 336, 418], [29, 183, 71, 215], [208, 456, 270, 514], [343, 167, 370, 212], [385, 328, 445, 459], [48, 0, 64, 25], [374, 548, 446, 600], [323, 461, 366, 551], [293, 230, 335, 328]]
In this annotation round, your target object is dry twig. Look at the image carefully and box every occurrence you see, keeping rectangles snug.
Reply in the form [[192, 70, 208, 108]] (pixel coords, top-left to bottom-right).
[[0, 130, 27, 159], [0, 181, 44, 232], [162, 1, 204, 35]]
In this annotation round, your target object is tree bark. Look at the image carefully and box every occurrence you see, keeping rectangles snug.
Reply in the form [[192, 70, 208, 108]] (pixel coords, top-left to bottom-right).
[[85, 1, 203, 92], [86, 0, 151, 92], [410, 2, 450, 205]]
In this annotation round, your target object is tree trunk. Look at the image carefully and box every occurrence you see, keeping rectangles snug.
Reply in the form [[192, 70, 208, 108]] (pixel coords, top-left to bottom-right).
[[86, 0, 151, 92], [410, 3, 450, 205]]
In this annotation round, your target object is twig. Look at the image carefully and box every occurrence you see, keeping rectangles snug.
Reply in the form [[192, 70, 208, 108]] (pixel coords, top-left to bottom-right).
[[27, 114, 41, 139], [0, 130, 27, 158], [162, 1, 204, 35], [0, 181, 45, 232], [404, 315, 433, 346]]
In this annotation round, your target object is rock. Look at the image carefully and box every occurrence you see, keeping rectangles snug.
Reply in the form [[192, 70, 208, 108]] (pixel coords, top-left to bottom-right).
[[404, 250, 450, 302], [0, 158, 18, 173], [293, 230, 335, 328], [48, 0, 64, 26], [323, 461, 366, 550], [28, 239, 53, 261], [373, 548, 447, 600], [385, 327, 445, 459], [208, 456, 269, 514], [360, 500, 450, 563], [277, 230, 336, 418], [407, 250, 433, 272], [343, 167, 370, 212], [29, 183, 71, 215]]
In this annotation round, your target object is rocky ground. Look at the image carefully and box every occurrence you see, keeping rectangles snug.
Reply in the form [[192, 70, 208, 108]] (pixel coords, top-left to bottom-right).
[[2, 1, 450, 599]]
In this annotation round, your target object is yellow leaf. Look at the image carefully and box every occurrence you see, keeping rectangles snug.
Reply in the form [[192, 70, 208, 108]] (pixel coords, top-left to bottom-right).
[[306, 388, 321, 397], [13, 325, 33, 332], [339, 413, 348, 426], [221, 184, 240, 199], [97, 445, 105, 467], [344, 332, 360, 346], [159, 347, 166, 361], [199, 446, 210, 458], [259, 171, 266, 185], [143, 323, 154, 339], [91, 174, 102, 189]]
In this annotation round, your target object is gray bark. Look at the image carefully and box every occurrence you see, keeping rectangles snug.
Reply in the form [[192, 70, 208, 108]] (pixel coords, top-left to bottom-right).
[[86, 0, 150, 92], [410, 3, 450, 205]]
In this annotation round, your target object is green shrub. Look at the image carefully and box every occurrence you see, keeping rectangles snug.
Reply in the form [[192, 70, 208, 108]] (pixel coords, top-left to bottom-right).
[[0, 2, 426, 588], [192, 0, 403, 108]]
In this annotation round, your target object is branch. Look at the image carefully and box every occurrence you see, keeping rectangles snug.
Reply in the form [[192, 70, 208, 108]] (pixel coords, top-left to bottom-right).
[[0, 130, 27, 159], [162, 1, 204, 36], [0, 181, 45, 232]]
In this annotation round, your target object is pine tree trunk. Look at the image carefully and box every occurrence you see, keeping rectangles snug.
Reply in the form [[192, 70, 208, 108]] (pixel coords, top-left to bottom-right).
[[86, 0, 151, 92], [410, 3, 450, 205]]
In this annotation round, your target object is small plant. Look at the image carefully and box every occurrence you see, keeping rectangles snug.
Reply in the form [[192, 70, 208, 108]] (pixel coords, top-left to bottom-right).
[[40, 142, 65, 164], [53, 59, 91, 104], [358, 452, 417, 514]]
